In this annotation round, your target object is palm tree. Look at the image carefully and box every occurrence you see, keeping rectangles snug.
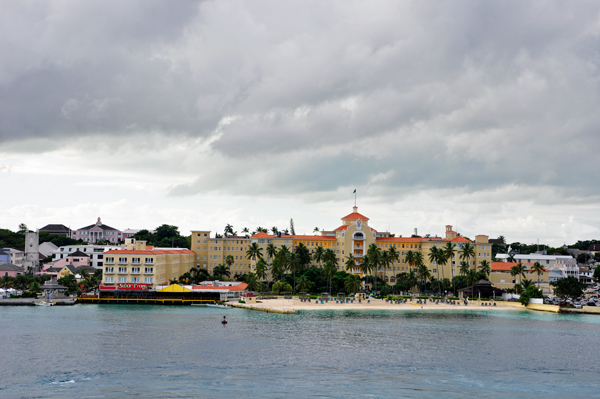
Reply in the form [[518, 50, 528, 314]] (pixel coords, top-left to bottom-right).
[[313, 227, 320, 233], [255, 258, 268, 296], [323, 260, 337, 295], [359, 254, 373, 292], [344, 254, 356, 273], [344, 274, 362, 296], [266, 243, 277, 263], [416, 264, 431, 294], [507, 253, 516, 262], [428, 246, 443, 295], [246, 242, 263, 266], [242, 227, 250, 238], [381, 249, 392, 288], [530, 261, 545, 289], [498, 235, 506, 244], [313, 245, 325, 268], [478, 260, 491, 279], [459, 261, 470, 277], [459, 242, 476, 270], [442, 242, 457, 294], [213, 264, 230, 278], [271, 226, 279, 235], [296, 275, 314, 293], [245, 272, 260, 292], [510, 263, 526, 292], [224, 224, 235, 237], [466, 269, 479, 299], [225, 254, 234, 272], [367, 244, 382, 295]]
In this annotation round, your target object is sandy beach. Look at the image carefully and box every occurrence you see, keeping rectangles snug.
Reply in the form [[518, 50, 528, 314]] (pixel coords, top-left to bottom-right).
[[235, 297, 527, 312]]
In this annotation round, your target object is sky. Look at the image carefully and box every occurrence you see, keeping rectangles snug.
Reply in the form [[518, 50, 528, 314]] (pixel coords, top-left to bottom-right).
[[1, 0, 599, 246]]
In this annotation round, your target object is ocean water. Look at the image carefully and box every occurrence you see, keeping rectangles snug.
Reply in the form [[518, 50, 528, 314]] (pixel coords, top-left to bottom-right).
[[1, 305, 599, 398]]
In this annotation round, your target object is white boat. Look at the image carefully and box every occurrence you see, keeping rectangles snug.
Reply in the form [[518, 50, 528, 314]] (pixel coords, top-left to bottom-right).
[[35, 301, 56, 307], [207, 303, 231, 308]]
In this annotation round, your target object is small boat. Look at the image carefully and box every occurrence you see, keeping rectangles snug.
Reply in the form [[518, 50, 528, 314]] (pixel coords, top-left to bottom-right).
[[207, 303, 230, 309], [35, 301, 56, 307]]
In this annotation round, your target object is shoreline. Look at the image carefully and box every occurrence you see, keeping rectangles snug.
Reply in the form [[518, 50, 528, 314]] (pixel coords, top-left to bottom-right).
[[230, 297, 542, 313]]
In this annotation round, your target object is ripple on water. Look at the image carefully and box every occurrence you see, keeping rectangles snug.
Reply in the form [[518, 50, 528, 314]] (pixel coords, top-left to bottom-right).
[[1, 305, 599, 398]]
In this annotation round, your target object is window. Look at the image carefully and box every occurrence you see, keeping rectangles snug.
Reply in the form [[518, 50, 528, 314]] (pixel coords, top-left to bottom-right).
[[118, 267, 127, 273], [144, 258, 153, 264], [131, 277, 140, 283], [118, 277, 126, 283], [118, 257, 127, 264], [132, 257, 141, 264], [106, 257, 114, 264], [105, 276, 114, 283], [145, 267, 153, 274], [105, 267, 114, 273], [144, 277, 153, 284], [131, 267, 140, 274]]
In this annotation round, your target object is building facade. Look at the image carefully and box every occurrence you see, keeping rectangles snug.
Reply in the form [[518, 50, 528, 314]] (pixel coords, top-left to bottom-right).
[[101, 239, 195, 289], [53, 244, 120, 269], [190, 206, 492, 284]]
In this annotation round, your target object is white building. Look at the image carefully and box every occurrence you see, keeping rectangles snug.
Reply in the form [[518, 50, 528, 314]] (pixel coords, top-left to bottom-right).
[[53, 244, 120, 269], [39, 242, 58, 258], [496, 253, 576, 268], [1, 248, 25, 268]]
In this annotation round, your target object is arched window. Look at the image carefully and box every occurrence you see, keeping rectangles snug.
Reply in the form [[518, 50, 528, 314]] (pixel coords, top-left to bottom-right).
[[353, 232, 364, 240]]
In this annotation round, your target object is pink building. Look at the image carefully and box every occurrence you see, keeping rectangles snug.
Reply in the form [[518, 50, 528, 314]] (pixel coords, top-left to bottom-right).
[[73, 217, 122, 244], [44, 250, 90, 270], [0, 263, 24, 277]]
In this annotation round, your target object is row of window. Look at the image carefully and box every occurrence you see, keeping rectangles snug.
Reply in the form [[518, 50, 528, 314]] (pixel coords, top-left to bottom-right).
[[105, 267, 153, 274], [105, 277, 153, 283], [105, 257, 154, 264]]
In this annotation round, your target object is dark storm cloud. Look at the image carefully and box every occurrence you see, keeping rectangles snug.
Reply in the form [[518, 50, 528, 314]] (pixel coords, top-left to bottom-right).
[[2, 0, 600, 202]]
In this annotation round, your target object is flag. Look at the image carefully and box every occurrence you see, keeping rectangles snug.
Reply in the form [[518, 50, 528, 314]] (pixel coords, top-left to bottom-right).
[[353, 189, 356, 194]]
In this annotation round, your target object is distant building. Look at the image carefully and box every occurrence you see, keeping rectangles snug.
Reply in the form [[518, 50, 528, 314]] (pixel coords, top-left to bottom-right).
[[39, 242, 58, 258], [39, 224, 72, 237], [1, 248, 24, 268], [73, 217, 121, 244], [23, 231, 40, 273], [0, 249, 10, 265], [53, 244, 120, 269], [101, 239, 194, 289], [495, 253, 575, 269], [0, 263, 24, 278]]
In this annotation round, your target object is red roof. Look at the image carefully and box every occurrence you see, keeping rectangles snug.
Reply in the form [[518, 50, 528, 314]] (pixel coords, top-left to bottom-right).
[[105, 250, 194, 255], [292, 235, 336, 240], [450, 236, 471, 243], [341, 212, 369, 220], [334, 225, 349, 231], [491, 262, 536, 272], [192, 282, 248, 292], [251, 232, 273, 238]]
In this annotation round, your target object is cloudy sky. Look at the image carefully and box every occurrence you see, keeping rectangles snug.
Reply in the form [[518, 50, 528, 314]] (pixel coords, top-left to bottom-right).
[[1, 0, 599, 246]]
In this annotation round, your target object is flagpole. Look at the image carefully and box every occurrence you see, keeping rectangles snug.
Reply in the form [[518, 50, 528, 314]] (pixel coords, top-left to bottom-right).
[[354, 190, 356, 207]]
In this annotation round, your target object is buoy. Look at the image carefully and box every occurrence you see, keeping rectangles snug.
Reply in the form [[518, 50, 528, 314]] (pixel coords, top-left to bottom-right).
[[222, 316, 227, 325]]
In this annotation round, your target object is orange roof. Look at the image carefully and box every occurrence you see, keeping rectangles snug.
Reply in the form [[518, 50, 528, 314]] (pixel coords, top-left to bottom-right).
[[450, 236, 471, 243], [491, 262, 536, 272], [475, 235, 488, 237], [192, 282, 248, 292], [333, 225, 348, 231], [341, 212, 369, 220], [251, 232, 273, 238], [376, 237, 432, 242], [292, 235, 336, 240], [106, 250, 194, 255]]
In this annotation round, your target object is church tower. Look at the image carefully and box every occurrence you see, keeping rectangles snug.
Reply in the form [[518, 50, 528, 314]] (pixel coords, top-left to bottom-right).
[[24, 231, 40, 273]]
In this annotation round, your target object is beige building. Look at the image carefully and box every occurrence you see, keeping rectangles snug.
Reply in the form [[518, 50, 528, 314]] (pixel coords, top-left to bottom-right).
[[102, 239, 195, 289], [191, 206, 492, 283], [488, 261, 551, 293]]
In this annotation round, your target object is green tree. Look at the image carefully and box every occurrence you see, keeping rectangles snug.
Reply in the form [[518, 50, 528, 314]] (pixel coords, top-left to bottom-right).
[[323, 260, 337, 295], [313, 245, 325, 268], [530, 261, 545, 289], [459, 261, 470, 277], [296, 275, 314, 293], [213, 264, 230, 278], [344, 274, 362, 296], [550, 276, 586, 300], [272, 281, 292, 295], [519, 285, 543, 306], [245, 272, 260, 292], [428, 246, 444, 295], [224, 224, 235, 237], [344, 254, 356, 273], [510, 263, 526, 291], [478, 260, 491, 279], [246, 242, 263, 263], [266, 243, 278, 263], [459, 242, 476, 270]]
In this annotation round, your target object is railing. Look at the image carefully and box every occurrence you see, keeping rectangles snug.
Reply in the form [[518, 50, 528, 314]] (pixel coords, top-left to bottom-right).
[[118, 260, 128, 265], [130, 269, 141, 275], [144, 260, 154, 265], [144, 270, 154, 275], [104, 269, 114, 274], [105, 259, 115, 265], [117, 269, 128, 274], [131, 261, 141, 265]]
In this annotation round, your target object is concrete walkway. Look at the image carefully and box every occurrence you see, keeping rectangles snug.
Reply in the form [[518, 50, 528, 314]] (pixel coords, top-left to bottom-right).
[[0, 297, 78, 306]]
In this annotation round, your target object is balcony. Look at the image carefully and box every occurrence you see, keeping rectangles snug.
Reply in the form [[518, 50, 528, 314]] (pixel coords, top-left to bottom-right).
[[131, 269, 141, 275], [117, 269, 128, 274], [118, 260, 128, 265], [105, 259, 115, 265], [144, 260, 154, 265], [104, 269, 114, 274], [144, 270, 154, 275]]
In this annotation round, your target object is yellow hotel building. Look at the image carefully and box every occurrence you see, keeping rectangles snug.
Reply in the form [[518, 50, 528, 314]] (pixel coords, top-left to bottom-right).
[[191, 206, 492, 283]]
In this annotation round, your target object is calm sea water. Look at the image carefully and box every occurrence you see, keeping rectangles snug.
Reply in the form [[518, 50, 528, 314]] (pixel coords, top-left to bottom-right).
[[1, 305, 599, 398]]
